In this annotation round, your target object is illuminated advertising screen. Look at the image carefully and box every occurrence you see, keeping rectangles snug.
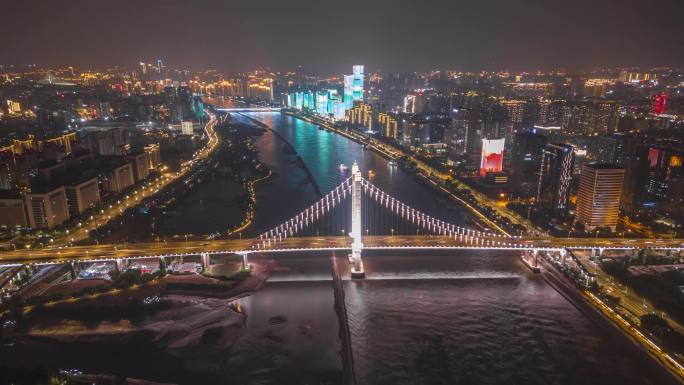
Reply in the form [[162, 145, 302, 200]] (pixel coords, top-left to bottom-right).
[[480, 138, 505, 176]]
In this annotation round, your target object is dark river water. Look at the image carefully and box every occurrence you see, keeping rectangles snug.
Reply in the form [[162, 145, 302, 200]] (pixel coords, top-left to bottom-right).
[[0, 110, 674, 385]]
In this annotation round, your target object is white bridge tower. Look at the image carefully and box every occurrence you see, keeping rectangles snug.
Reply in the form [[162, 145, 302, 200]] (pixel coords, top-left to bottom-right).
[[350, 161, 365, 278]]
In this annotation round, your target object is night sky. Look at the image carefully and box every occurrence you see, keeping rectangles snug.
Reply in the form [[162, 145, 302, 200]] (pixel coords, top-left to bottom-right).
[[1, 0, 683, 74]]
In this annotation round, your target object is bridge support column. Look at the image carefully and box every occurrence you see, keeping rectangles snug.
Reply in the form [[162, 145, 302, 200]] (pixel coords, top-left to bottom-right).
[[350, 161, 365, 279], [560, 248, 567, 265], [239, 253, 249, 271], [200, 252, 210, 271], [115, 258, 127, 272], [159, 257, 167, 273], [68, 262, 77, 280]]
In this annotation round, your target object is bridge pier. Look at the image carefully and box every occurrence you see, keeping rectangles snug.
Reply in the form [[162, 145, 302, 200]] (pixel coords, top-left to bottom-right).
[[239, 253, 249, 270], [115, 258, 127, 272], [200, 252, 211, 271]]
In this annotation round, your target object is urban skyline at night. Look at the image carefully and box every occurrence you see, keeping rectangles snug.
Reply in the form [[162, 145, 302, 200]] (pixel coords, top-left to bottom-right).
[[2, 1, 684, 384]]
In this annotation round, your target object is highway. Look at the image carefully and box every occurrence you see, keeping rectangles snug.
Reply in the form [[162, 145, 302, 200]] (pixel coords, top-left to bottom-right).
[[1, 235, 683, 265]]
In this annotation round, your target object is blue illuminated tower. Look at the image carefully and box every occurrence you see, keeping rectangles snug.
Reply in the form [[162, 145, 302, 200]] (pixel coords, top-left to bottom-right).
[[352, 65, 364, 102], [344, 75, 354, 109]]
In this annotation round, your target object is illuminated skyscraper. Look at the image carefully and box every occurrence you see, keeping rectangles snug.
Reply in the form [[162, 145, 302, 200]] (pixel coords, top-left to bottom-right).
[[344, 65, 364, 108], [537, 143, 575, 214], [352, 65, 364, 102], [652, 92, 667, 115], [344, 75, 354, 109], [480, 138, 505, 176], [575, 164, 625, 232]]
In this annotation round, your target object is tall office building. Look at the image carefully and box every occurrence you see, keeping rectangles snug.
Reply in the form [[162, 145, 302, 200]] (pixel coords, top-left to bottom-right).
[[344, 75, 354, 109], [537, 143, 575, 214], [510, 131, 547, 198], [575, 164, 625, 232], [344, 65, 364, 109], [352, 65, 364, 102]]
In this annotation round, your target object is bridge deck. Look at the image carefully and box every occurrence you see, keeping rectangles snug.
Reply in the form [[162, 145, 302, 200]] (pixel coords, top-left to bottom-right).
[[0, 236, 682, 266]]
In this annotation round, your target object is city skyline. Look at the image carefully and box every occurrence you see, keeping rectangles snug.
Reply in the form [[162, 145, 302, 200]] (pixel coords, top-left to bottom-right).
[[3, 2, 684, 383], [1, 0, 684, 74]]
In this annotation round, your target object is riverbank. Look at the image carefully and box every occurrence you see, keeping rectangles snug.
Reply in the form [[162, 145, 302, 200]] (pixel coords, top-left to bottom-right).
[[538, 256, 684, 384], [235, 112, 323, 198]]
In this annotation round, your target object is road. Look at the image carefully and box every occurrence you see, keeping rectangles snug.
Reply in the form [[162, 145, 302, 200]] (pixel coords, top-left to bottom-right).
[[536, 255, 684, 382], [573, 250, 684, 336], [1, 235, 683, 265]]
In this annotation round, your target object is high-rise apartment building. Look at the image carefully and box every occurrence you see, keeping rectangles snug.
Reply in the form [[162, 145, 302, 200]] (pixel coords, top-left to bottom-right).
[[0, 192, 28, 227], [144, 144, 161, 170], [575, 164, 625, 232], [537, 143, 575, 214], [25, 186, 70, 229], [378, 112, 399, 139], [500, 100, 526, 124], [347, 102, 373, 131], [127, 152, 150, 182], [100, 162, 135, 194], [510, 131, 547, 198], [65, 177, 101, 217]]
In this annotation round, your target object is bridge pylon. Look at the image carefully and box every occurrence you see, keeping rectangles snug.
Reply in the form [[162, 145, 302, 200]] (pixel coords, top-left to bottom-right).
[[350, 161, 365, 278]]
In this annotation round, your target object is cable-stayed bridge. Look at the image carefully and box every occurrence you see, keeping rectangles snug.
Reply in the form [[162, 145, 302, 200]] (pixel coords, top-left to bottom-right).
[[1, 162, 683, 277]]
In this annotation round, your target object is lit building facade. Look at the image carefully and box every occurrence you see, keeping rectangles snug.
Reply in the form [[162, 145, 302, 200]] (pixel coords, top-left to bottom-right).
[[378, 112, 399, 139], [575, 164, 625, 232], [65, 177, 101, 217], [25, 186, 70, 229], [651, 92, 667, 115], [537, 143, 575, 214], [480, 138, 505, 176]]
